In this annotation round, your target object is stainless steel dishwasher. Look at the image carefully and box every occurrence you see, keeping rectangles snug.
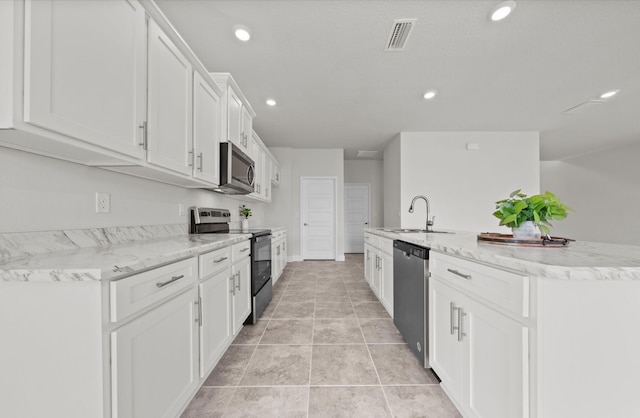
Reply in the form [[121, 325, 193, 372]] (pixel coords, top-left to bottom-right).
[[393, 240, 429, 368]]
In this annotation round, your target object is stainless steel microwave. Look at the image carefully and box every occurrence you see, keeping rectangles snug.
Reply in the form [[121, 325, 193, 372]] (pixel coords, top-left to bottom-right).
[[213, 142, 255, 195]]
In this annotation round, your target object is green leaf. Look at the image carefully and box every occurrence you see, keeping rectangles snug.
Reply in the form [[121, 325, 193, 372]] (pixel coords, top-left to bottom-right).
[[509, 189, 521, 198]]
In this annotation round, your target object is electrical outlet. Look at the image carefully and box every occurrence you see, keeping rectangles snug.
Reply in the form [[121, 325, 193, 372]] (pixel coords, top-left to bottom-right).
[[179, 203, 186, 216], [96, 192, 110, 213]]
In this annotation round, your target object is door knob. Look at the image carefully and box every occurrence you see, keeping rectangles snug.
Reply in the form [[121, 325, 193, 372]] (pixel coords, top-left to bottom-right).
[[364, 222, 368, 225]]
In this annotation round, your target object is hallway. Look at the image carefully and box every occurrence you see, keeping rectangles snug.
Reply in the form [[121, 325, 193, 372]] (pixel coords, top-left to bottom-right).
[[181, 254, 461, 417]]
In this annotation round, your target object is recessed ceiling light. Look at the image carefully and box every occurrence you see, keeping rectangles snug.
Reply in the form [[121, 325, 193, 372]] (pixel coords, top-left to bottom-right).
[[266, 98, 277, 106], [423, 90, 437, 100], [490, 1, 516, 21], [600, 90, 619, 99], [233, 25, 251, 42]]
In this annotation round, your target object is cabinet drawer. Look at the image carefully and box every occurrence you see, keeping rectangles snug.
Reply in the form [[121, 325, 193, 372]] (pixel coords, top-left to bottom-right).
[[431, 252, 529, 317], [365, 233, 380, 248], [232, 240, 251, 262], [199, 246, 231, 278], [110, 258, 197, 322]]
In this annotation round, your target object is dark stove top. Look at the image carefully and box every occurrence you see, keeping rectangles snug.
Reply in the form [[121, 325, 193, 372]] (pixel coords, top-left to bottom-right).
[[228, 229, 271, 237]]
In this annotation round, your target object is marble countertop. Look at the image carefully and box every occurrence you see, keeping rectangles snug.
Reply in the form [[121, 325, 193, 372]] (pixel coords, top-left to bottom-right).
[[365, 228, 640, 280], [0, 234, 251, 282]]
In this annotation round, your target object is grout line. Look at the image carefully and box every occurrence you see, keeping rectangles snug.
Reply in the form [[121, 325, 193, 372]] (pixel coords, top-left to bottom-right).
[[306, 274, 318, 418]]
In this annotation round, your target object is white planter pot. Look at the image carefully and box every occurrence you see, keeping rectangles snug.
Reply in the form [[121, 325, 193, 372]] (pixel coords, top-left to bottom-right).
[[241, 219, 249, 232], [512, 221, 541, 239]]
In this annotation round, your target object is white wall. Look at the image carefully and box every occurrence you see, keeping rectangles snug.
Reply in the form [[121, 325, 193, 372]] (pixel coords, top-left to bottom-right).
[[541, 141, 640, 245], [344, 159, 384, 228], [264, 147, 345, 261], [393, 132, 540, 232], [0, 147, 267, 233], [383, 135, 401, 227]]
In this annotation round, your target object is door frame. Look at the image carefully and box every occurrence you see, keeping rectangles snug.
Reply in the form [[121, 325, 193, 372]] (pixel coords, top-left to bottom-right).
[[344, 183, 371, 253], [300, 176, 338, 261]]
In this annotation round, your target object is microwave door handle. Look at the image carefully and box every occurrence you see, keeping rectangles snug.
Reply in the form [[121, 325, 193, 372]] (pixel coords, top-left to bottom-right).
[[247, 165, 255, 186]]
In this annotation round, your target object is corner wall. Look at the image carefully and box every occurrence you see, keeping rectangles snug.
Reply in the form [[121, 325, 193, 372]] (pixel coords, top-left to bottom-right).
[[383, 135, 401, 227], [398, 132, 540, 232], [540, 141, 640, 245]]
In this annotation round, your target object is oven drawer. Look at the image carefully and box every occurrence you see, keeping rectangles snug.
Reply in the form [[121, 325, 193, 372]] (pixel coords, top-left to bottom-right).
[[232, 240, 252, 262], [199, 246, 231, 278], [431, 252, 529, 318], [110, 257, 197, 322]]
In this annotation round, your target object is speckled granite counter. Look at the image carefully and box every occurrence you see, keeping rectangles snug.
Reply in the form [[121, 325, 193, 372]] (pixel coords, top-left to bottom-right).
[[0, 225, 251, 282], [365, 228, 640, 280]]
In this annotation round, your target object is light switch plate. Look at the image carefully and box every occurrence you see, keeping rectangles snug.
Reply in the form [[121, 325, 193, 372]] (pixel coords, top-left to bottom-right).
[[96, 192, 110, 213]]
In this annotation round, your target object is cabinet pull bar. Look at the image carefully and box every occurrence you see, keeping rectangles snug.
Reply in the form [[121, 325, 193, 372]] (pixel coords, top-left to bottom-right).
[[196, 296, 203, 326], [236, 272, 241, 290], [156, 274, 184, 288], [214, 256, 228, 264], [450, 302, 459, 335], [197, 153, 203, 172], [458, 309, 468, 342], [188, 150, 194, 167], [230, 276, 236, 295], [240, 248, 250, 252], [447, 268, 472, 280], [138, 121, 148, 150]]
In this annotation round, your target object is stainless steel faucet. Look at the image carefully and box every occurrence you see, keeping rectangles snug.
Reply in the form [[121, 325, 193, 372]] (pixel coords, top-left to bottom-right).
[[408, 195, 434, 232]]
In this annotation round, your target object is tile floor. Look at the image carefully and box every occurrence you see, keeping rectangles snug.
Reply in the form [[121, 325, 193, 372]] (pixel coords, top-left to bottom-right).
[[181, 254, 462, 418]]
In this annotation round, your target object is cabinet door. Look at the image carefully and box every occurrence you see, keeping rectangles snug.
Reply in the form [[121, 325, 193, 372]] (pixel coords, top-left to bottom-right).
[[380, 251, 394, 317], [241, 107, 253, 154], [429, 278, 463, 401], [461, 297, 529, 418], [227, 87, 243, 147], [199, 269, 232, 378], [111, 287, 199, 418], [147, 19, 193, 175], [364, 244, 372, 284], [371, 251, 381, 297], [231, 257, 252, 335], [192, 71, 221, 185], [24, 0, 146, 159]]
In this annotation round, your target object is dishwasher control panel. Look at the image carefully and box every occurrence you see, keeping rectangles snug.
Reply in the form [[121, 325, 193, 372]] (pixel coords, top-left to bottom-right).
[[393, 240, 429, 259]]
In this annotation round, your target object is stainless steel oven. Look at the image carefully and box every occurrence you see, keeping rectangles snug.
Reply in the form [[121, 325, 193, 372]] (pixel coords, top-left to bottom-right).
[[190, 207, 272, 323]]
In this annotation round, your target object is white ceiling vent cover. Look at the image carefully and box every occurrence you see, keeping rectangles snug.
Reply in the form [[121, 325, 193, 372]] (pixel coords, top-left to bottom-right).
[[385, 19, 417, 51], [356, 150, 379, 158]]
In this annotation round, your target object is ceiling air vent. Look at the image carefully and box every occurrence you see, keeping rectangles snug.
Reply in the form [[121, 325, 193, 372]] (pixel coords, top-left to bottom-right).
[[563, 99, 606, 115], [385, 19, 417, 51]]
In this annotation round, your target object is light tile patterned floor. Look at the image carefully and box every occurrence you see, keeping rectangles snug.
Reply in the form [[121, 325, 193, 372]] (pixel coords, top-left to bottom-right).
[[181, 254, 462, 418]]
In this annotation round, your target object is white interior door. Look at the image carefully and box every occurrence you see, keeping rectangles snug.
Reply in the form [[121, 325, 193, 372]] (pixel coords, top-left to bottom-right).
[[345, 184, 370, 253], [301, 177, 336, 260]]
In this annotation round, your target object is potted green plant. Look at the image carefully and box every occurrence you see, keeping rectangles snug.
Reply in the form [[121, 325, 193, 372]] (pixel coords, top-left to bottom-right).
[[239, 205, 252, 232], [493, 190, 572, 239]]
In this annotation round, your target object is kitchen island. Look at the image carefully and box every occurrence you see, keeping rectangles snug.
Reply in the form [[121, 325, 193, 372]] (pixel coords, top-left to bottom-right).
[[365, 227, 640, 418]]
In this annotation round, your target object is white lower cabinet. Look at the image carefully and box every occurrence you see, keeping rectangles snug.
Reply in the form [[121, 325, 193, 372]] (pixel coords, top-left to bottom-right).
[[199, 268, 232, 378], [231, 255, 252, 335], [111, 286, 199, 418], [364, 232, 394, 317], [430, 252, 529, 418]]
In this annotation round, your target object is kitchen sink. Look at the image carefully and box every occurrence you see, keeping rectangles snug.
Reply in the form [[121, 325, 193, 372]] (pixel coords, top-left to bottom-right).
[[381, 228, 454, 234]]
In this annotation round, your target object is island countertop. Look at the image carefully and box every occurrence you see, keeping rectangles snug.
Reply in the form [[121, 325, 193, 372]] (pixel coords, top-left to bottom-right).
[[365, 228, 640, 280]]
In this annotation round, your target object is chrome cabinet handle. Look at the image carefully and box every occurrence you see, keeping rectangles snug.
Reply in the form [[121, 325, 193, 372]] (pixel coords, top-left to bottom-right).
[[235, 272, 241, 290], [450, 302, 460, 336], [240, 247, 250, 252], [447, 268, 472, 280], [230, 276, 236, 295], [138, 121, 148, 150], [196, 296, 203, 326], [156, 274, 184, 288], [214, 256, 228, 264], [197, 153, 203, 172], [458, 308, 468, 341], [188, 150, 194, 167], [366, 250, 370, 261]]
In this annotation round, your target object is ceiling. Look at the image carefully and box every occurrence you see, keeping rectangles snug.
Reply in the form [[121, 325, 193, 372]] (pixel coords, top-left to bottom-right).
[[155, 0, 640, 161]]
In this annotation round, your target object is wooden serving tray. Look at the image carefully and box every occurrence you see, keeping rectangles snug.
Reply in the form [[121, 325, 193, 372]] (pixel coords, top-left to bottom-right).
[[477, 233, 572, 247]]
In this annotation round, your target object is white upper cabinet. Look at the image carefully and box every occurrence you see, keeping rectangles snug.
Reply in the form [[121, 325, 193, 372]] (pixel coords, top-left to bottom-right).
[[23, 0, 146, 159], [146, 18, 193, 175], [192, 71, 222, 185], [271, 159, 281, 186], [210, 73, 256, 156]]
